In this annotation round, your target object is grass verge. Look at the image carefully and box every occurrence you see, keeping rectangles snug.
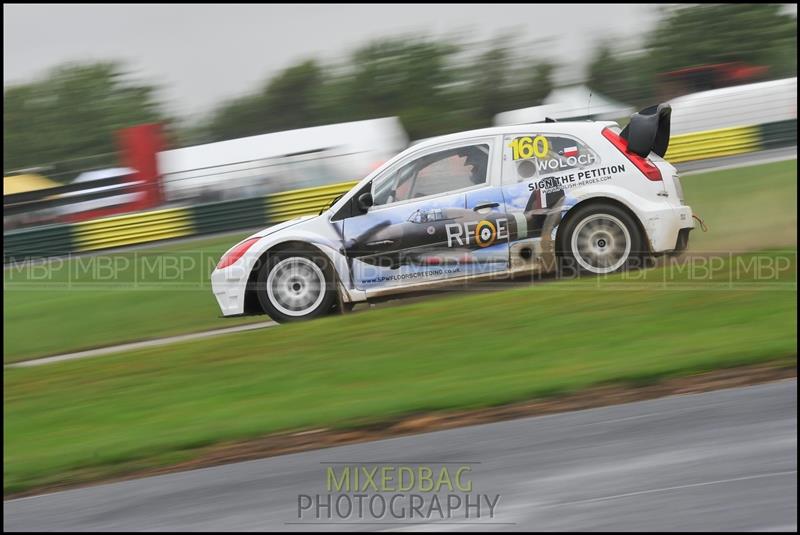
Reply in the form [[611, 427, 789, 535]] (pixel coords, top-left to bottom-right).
[[681, 159, 797, 251], [3, 231, 259, 363], [4, 250, 796, 494]]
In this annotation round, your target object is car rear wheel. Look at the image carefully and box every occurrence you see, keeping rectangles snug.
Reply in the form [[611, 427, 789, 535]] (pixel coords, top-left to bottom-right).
[[256, 251, 337, 322], [558, 203, 646, 276]]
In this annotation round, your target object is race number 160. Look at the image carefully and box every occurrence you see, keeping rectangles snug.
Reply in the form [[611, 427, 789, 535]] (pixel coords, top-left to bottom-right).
[[508, 136, 549, 160]]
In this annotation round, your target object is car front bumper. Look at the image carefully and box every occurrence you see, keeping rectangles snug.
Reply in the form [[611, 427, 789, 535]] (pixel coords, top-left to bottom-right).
[[211, 264, 249, 316]]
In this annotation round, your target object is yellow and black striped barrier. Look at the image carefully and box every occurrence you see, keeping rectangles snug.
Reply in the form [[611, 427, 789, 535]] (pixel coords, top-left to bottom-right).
[[264, 181, 358, 223], [73, 207, 194, 252], [664, 125, 760, 163], [4, 180, 358, 262]]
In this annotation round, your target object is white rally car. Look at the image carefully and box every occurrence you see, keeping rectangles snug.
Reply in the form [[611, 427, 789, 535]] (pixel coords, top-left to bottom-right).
[[212, 104, 694, 322]]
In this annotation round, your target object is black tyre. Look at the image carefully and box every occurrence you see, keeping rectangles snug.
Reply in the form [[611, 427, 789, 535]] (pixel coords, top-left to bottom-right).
[[557, 202, 648, 277], [255, 249, 337, 323], [331, 301, 356, 314]]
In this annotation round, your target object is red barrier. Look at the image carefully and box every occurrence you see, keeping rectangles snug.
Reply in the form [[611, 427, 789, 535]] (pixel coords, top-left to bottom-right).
[[67, 123, 166, 223], [119, 123, 165, 211]]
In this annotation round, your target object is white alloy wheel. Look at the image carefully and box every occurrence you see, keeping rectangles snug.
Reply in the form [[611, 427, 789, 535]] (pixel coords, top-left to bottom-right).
[[266, 257, 327, 317], [570, 213, 632, 274]]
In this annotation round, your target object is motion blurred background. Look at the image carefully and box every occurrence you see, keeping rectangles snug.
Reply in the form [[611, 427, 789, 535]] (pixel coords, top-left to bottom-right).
[[3, 3, 798, 508]]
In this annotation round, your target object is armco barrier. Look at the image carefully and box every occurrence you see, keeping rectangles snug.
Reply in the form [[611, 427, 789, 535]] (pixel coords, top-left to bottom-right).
[[73, 207, 193, 252], [191, 197, 269, 236], [3, 224, 76, 263], [664, 119, 796, 164], [264, 181, 359, 222], [759, 119, 797, 151], [4, 180, 360, 262], [664, 125, 760, 163], [4, 119, 796, 263]]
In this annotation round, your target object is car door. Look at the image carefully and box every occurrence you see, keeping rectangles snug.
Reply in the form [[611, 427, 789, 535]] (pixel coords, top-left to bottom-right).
[[341, 137, 510, 291]]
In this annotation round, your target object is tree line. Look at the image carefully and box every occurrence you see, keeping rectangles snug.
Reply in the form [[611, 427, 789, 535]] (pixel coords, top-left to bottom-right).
[[4, 4, 796, 180]]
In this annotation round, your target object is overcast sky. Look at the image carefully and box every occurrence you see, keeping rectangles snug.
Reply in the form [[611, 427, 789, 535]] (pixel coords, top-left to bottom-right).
[[0, 4, 702, 120]]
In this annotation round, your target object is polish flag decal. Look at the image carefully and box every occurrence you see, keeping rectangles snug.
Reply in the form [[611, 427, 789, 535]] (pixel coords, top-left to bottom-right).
[[563, 146, 579, 157]]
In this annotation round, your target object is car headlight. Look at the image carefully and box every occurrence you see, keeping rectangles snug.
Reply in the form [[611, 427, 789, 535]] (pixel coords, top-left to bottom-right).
[[216, 238, 260, 269]]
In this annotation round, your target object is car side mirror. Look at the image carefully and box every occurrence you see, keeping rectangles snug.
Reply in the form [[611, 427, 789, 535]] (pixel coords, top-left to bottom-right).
[[357, 192, 374, 212]]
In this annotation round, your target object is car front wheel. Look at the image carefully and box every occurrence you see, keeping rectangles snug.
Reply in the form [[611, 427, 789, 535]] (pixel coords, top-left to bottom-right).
[[255, 251, 337, 322]]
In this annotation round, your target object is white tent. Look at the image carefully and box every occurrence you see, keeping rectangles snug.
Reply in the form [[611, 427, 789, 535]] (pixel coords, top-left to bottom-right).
[[158, 117, 408, 202], [56, 167, 141, 216], [494, 85, 633, 126]]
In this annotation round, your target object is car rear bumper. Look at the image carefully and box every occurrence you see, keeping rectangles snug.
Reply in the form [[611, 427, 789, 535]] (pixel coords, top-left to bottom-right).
[[642, 204, 695, 253]]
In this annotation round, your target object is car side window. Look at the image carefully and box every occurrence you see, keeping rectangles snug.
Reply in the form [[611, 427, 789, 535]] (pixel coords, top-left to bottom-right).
[[503, 134, 598, 183], [372, 144, 490, 206]]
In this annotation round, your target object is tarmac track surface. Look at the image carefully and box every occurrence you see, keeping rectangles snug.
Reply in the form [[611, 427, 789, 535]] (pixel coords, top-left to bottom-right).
[[4, 379, 797, 531]]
